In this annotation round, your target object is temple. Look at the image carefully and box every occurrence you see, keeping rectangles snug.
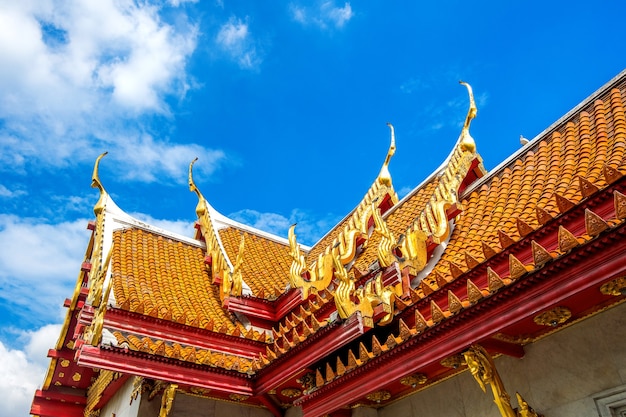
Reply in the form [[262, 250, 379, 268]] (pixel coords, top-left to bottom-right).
[[31, 71, 626, 417]]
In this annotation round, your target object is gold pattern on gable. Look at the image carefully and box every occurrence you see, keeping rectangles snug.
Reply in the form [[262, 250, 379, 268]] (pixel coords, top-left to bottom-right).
[[189, 159, 232, 300]]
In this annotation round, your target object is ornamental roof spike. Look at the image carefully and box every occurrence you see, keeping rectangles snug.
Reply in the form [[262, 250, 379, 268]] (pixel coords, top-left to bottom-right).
[[555, 193, 576, 214], [481, 240, 499, 259], [466, 279, 485, 304], [531, 240, 554, 268], [584, 209, 609, 236], [376, 122, 397, 189], [91, 152, 109, 217], [188, 158, 236, 296], [535, 206, 554, 225], [509, 254, 530, 280], [615, 190, 626, 220], [558, 225, 582, 252], [578, 175, 600, 198], [516, 218, 535, 237]]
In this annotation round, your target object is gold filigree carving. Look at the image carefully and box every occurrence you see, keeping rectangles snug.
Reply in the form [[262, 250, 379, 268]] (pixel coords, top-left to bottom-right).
[[60, 359, 70, 368], [365, 390, 391, 403], [531, 241, 553, 268], [463, 345, 516, 417], [463, 345, 542, 417], [440, 354, 464, 369], [288, 225, 340, 299], [533, 306, 571, 327], [585, 209, 609, 236], [159, 384, 178, 417], [72, 372, 81, 382], [229, 394, 249, 402], [372, 203, 398, 269], [615, 190, 626, 220], [399, 374, 427, 387], [516, 392, 543, 417], [600, 277, 626, 296], [280, 388, 302, 398], [557, 226, 580, 252]]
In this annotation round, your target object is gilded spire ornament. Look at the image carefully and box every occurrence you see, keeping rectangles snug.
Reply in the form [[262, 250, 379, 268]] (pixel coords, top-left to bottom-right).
[[189, 158, 233, 300], [377, 123, 396, 187]]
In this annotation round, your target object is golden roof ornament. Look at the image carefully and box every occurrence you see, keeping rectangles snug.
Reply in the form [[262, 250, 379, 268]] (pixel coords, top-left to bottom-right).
[[458, 81, 477, 153], [188, 158, 233, 300], [91, 152, 108, 216], [377, 123, 396, 187]]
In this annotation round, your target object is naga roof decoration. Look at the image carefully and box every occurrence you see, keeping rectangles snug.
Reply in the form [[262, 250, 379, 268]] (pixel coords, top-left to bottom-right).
[[32, 72, 626, 417]]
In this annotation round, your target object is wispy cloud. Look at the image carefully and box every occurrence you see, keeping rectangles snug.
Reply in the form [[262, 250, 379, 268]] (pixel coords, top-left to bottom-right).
[[0, 215, 89, 327], [290, 1, 353, 30], [0, 0, 225, 183], [228, 208, 341, 246], [216, 16, 261, 69]]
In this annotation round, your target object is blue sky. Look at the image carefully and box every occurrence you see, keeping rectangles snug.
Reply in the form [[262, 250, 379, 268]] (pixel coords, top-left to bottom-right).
[[0, 1, 624, 415]]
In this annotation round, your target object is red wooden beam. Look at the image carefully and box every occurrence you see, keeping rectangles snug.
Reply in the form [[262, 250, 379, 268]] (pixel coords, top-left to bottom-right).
[[31, 396, 85, 417], [104, 308, 266, 358], [33, 389, 87, 405], [77, 345, 254, 396], [297, 225, 626, 416]]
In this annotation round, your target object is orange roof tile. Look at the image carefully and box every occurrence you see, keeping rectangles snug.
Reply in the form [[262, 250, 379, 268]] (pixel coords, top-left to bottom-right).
[[218, 228, 293, 298], [425, 84, 626, 283], [111, 228, 236, 332]]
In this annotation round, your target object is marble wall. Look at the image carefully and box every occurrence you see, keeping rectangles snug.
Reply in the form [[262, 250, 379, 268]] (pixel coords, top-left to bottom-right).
[[377, 301, 626, 417], [137, 391, 275, 417]]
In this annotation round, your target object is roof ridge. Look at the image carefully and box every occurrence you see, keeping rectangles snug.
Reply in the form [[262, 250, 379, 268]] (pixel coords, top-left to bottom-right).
[[306, 124, 399, 251], [463, 68, 626, 197]]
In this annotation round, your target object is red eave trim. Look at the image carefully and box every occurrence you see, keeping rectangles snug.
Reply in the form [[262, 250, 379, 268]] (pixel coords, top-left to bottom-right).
[[34, 389, 87, 405], [255, 312, 370, 394], [297, 224, 626, 416], [104, 308, 266, 358], [224, 297, 276, 322], [31, 396, 84, 417], [225, 289, 303, 325], [77, 345, 254, 395], [274, 289, 304, 318]]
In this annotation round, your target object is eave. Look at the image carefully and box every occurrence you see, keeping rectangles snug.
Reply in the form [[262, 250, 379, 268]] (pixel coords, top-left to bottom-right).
[[296, 182, 626, 416], [77, 344, 254, 396], [255, 312, 372, 395], [102, 308, 267, 358]]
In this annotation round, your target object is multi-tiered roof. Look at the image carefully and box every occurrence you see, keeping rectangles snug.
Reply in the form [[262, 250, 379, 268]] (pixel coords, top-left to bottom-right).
[[32, 72, 626, 417]]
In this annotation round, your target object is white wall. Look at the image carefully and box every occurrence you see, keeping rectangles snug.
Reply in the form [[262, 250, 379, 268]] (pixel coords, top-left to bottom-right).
[[99, 377, 141, 417], [378, 301, 626, 417]]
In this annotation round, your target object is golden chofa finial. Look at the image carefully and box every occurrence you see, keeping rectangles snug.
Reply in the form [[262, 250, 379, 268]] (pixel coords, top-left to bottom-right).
[[459, 81, 477, 153], [377, 122, 396, 187], [91, 152, 108, 216], [188, 158, 207, 218]]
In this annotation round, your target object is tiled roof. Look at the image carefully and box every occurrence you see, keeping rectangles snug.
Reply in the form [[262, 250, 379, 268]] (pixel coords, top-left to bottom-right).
[[111, 331, 255, 374], [218, 227, 292, 298], [111, 228, 237, 331], [425, 86, 626, 286]]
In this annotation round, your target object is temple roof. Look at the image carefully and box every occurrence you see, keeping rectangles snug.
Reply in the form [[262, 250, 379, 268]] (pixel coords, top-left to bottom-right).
[[33, 70, 626, 417]]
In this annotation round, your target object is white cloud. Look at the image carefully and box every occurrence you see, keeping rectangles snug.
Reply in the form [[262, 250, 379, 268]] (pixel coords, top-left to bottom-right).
[[228, 208, 340, 246], [0, 215, 89, 321], [129, 212, 195, 238], [290, 1, 353, 30], [0, 184, 27, 198], [0, 324, 61, 417], [0, 0, 227, 184], [216, 16, 261, 69]]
